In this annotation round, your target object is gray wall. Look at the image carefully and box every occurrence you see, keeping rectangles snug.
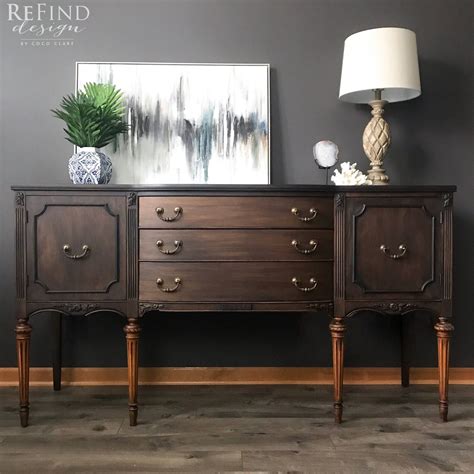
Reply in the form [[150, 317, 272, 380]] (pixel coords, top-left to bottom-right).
[[1, 0, 473, 368]]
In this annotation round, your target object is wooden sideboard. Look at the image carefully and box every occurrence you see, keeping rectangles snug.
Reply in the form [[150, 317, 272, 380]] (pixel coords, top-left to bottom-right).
[[12, 185, 455, 427]]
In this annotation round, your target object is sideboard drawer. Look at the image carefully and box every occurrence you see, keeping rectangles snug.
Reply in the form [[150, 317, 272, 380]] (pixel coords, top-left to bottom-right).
[[345, 196, 443, 299], [139, 196, 333, 229], [140, 229, 333, 261], [140, 262, 333, 301], [26, 195, 126, 301]]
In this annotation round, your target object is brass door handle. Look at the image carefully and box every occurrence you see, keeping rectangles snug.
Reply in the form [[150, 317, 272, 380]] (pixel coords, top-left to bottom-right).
[[291, 277, 318, 292], [156, 240, 183, 255], [291, 207, 318, 222], [380, 244, 407, 259], [156, 277, 181, 292], [63, 244, 90, 260], [291, 239, 318, 254], [155, 206, 182, 222]]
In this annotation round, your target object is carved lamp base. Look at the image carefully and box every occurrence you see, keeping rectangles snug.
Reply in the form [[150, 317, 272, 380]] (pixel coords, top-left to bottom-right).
[[362, 98, 391, 185]]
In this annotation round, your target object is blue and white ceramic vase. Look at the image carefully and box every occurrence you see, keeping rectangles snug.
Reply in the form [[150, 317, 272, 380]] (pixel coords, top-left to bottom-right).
[[68, 147, 113, 184]]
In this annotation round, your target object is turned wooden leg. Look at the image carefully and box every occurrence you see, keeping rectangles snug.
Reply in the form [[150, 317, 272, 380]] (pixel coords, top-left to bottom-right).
[[52, 313, 62, 391], [329, 317, 346, 423], [435, 317, 454, 422], [124, 318, 141, 426], [16, 319, 32, 427]]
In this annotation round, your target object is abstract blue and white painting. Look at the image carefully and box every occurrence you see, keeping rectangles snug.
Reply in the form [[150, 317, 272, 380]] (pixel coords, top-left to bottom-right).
[[76, 63, 270, 184]]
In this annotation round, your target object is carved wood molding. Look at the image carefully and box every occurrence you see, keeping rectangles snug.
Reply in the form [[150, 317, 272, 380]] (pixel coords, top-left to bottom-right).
[[307, 302, 334, 312], [53, 303, 100, 314], [367, 302, 419, 314], [442, 193, 453, 208], [435, 317, 454, 334], [329, 316, 346, 335], [139, 303, 164, 317], [335, 193, 345, 208], [124, 317, 141, 335], [127, 192, 137, 207], [15, 192, 25, 207], [15, 319, 32, 337]]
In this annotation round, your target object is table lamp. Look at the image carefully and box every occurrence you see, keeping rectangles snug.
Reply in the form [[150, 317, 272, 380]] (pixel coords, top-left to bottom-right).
[[339, 27, 421, 184]]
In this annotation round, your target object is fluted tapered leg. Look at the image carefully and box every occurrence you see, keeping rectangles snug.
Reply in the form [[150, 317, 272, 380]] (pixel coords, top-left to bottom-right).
[[329, 317, 346, 423], [435, 317, 454, 422], [124, 317, 140, 426], [16, 319, 32, 427]]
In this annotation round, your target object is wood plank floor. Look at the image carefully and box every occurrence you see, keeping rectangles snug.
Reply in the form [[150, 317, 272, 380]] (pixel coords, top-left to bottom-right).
[[1, 385, 473, 472]]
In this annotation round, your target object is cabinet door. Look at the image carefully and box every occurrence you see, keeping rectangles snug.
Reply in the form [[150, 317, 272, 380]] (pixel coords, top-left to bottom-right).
[[27, 195, 126, 301], [345, 196, 443, 299]]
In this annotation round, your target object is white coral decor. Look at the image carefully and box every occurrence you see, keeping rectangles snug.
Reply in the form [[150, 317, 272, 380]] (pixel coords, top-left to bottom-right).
[[331, 162, 372, 185]]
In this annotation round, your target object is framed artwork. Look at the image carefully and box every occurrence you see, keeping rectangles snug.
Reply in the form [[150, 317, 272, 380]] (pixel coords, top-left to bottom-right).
[[76, 62, 270, 184]]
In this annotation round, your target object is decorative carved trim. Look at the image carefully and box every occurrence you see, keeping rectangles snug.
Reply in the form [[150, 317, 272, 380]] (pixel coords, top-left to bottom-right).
[[335, 193, 345, 208], [15, 192, 25, 207], [442, 193, 452, 208], [307, 302, 334, 312], [127, 192, 137, 207], [124, 318, 141, 335], [435, 317, 454, 334], [329, 317, 346, 335], [15, 319, 32, 337], [54, 303, 99, 314], [370, 303, 419, 314], [139, 303, 164, 317]]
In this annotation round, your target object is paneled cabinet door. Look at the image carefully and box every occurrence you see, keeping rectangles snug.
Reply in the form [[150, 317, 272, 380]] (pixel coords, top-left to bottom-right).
[[345, 196, 443, 300], [26, 195, 127, 301]]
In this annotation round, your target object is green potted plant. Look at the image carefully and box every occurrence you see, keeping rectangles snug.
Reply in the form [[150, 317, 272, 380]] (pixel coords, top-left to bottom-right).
[[52, 82, 128, 184]]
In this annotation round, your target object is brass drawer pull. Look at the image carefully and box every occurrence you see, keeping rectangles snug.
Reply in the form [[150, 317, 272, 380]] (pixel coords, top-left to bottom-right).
[[291, 239, 318, 254], [380, 244, 407, 260], [291, 277, 318, 292], [155, 206, 182, 222], [291, 207, 318, 222], [63, 244, 90, 260], [156, 277, 181, 292], [156, 240, 183, 255]]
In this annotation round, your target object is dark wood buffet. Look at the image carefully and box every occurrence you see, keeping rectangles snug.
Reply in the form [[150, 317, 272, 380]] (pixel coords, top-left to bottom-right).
[[12, 185, 455, 427]]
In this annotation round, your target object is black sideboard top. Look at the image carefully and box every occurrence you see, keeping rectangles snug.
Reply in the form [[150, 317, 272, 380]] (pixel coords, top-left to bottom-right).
[[11, 184, 457, 193]]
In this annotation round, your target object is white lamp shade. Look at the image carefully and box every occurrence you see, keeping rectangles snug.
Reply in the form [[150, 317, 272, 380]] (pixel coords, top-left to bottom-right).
[[339, 27, 421, 103]]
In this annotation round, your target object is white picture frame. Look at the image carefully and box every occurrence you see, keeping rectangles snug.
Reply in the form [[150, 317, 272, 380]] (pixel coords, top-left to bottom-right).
[[75, 62, 271, 184]]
